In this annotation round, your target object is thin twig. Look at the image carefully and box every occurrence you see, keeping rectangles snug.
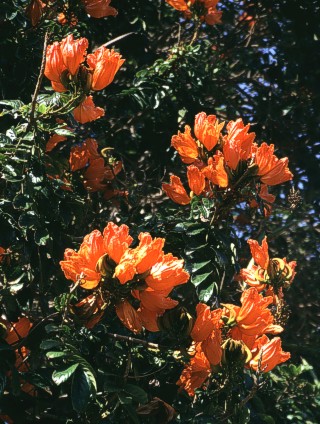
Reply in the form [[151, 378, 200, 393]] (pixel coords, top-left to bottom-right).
[[28, 31, 49, 130], [106, 332, 159, 349]]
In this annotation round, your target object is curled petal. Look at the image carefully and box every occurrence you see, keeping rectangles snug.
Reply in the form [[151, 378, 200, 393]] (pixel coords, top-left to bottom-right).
[[162, 175, 191, 205], [248, 236, 269, 269], [114, 249, 137, 284], [194, 112, 224, 151], [83, 0, 118, 18], [138, 307, 161, 332], [187, 165, 205, 195], [73, 96, 105, 124], [249, 335, 290, 372], [45, 42, 66, 83], [223, 118, 255, 170], [165, 0, 189, 12], [103, 222, 133, 264], [88, 47, 125, 91], [133, 233, 165, 274], [60, 34, 88, 76], [254, 143, 293, 186], [177, 343, 211, 397], [202, 152, 228, 187], [146, 253, 189, 291], [171, 125, 199, 164], [116, 301, 142, 334]]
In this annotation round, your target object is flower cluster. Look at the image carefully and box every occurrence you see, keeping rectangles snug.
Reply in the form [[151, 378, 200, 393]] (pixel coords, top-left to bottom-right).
[[45, 34, 124, 123], [163, 113, 293, 213], [26, 0, 117, 27], [239, 236, 297, 301], [177, 287, 291, 396], [165, 0, 222, 25], [0, 317, 34, 395], [60, 222, 190, 333], [46, 132, 125, 198]]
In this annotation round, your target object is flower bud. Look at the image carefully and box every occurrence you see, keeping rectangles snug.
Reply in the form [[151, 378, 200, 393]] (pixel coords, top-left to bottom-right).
[[158, 306, 194, 338], [221, 338, 252, 366], [95, 253, 115, 278]]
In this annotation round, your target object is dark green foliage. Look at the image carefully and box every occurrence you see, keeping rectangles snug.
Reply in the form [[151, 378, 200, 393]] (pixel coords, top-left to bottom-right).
[[0, 0, 319, 423]]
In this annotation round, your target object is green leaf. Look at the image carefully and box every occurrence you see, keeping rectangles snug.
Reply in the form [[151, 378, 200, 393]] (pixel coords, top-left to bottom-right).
[[255, 414, 276, 424], [198, 283, 218, 303], [54, 128, 74, 137], [0, 372, 7, 396], [192, 272, 213, 287], [0, 100, 24, 110], [18, 211, 39, 229], [192, 260, 212, 273], [34, 227, 50, 246], [13, 193, 32, 210], [71, 366, 95, 413], [52, 363, 79, 386], [46, 351, 68, 359], [118, 392, 133, 405], [0, 133, 12, 146], [124, 384, 148, 404], [40, 340, 61, 350]]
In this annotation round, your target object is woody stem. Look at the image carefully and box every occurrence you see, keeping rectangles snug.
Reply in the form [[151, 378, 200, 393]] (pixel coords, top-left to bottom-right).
[[28, 31, 49, 131], [106, 332, 159, 349]]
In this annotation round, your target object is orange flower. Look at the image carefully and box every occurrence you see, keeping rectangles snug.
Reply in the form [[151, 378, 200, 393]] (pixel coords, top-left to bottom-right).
[[60, 223, 133, 289], [162, 175, 191, 205], [83, 157, 122, 192], [45, 134, 67, 152], [247, 236, 269, 270], [249, 335, 290, 372], [259, 184, 275, 203], [60, 223, 188, 333], [45, 42, 67, 83], [202, 151, 228, 187], [190, 304, 222, 366], [138, 306, 161, 332], [166, 0, 190, 11], [187, 165, 205, 195], [87, 47, 125, 91], [223, 118, 255, 170], [60, 34, 88, 76], [177, 343, 211, 397], [73, 95, 105, 124], [114, 233, 165, 284], [5, 317, 32, 345], [116, 300, 142, 334], [133, 289, 178, 332], [239, 262, 266, 291], [134, 288, 178, 312], [113, 249, 137, 284], [205, 8, 222, 25], [171, 125, 199, 164], [133, 233, 165, 274], [69, 138, 100, 171], [145, 253, 189, 291], [254, 143, 293, 186], [102, 222, 133, 263], [224, 288, 283, 349], [194, 112, 224, 151], [26, 0, 46, 26], [71, 294, 105, 328], [191, 303, 218, 342], [0, 246, 7, 264], [51, 80, 68, 92], [82, 0, 118, 18], [57, 12, 78, 27], [60, 229, 105, 289]]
